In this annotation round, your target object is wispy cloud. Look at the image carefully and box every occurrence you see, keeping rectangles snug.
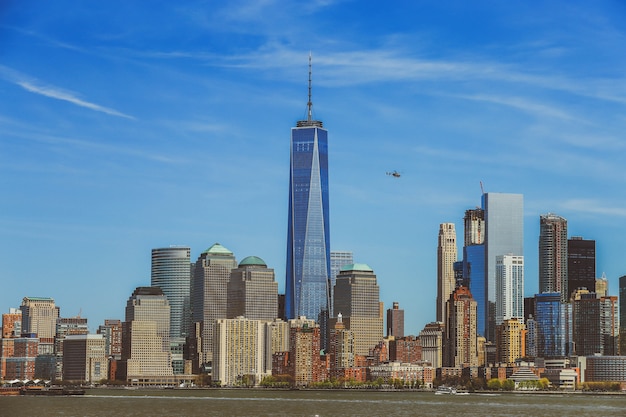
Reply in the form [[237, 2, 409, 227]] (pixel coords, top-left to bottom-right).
[[0, 65, 134, 119], [450, 93, 577, 121], [560, 199, 626, 217]]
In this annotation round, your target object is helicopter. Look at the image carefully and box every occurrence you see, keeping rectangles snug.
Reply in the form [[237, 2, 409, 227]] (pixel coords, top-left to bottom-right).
[[386, 170, 401, 178]]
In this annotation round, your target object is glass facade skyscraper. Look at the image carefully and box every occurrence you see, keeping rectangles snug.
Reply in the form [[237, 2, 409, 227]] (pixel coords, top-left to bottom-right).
[[462, 208, 485, 338], [285, 57, 331, 321], [535, 292, 571, 358], [482, 192, 523, 341], [151, 246, 191, 340]]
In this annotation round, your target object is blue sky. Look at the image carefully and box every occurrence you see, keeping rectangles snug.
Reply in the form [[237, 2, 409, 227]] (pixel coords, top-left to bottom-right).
[[1, 1, 626, 335]]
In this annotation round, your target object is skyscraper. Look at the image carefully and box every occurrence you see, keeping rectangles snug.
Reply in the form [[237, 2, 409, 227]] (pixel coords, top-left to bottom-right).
[[567, 237, 596, 298], [285, 55, 331, 322], [19, 297, 59, 340], [443, 286, 478, 368], [482, 192, 524, 341], [151, 246, 191, 339], [619, 275, 626, 355], [227, 256, 278, 321], [462, 208, 486, 338], [534, 292, 571, 358], [333, 263, 383, 356], [121, 287, 174, 384], [330, 251, 353, 317], [539, 214, 568, 301], [495, 254, 524, 326], [437, 223, 457, 325], [191, 243, 238, 366]]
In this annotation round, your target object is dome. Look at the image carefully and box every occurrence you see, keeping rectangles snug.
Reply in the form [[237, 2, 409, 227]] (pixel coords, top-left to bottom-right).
[[239, 256, 267, 267], [202, 243, 233, 255]]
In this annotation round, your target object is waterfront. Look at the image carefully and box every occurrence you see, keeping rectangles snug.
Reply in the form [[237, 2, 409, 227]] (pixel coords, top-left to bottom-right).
[[1, 389, 625, 417]]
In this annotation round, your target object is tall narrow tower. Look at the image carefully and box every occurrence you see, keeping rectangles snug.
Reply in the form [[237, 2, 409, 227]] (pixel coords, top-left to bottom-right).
[[437, 223, 457, 325], [285, 54, 331, 321], [539, 214, 568, 301]]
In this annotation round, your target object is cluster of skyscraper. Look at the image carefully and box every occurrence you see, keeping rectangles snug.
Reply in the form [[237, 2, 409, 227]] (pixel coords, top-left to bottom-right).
[[434, 197, 623, 374], [2, 58, 626, 389]]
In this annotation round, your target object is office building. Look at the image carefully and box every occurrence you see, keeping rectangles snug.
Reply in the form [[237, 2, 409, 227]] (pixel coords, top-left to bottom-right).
[[121, 287, 174, 383], [332, 264, 383, 356], [462, 208, 486, 338], [443, 286, 478, 368], [534, 293, 571, 358], [482, 192, 524, 341], [213, 317, 268, 386], [63, 334, 107, 383], [227, 256, 278, 321], [20, 297, 60, 340], [151, 246, 191, 340], [567, 237, 596, 298], [386, 301, 404, 338], [285, 56, 331, 322], [437, 223, 457, 325], [191, 243, 238, 366], [330, 251, 353, 316], [495, 254, 524, 326], [572, 291, 618, 356], [539, 213, 568, 301]]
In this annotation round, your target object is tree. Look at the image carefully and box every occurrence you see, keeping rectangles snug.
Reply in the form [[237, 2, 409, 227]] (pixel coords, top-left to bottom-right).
[[487, 378, 501, 390]]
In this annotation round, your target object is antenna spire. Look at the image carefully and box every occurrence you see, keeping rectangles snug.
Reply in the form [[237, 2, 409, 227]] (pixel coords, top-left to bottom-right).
[[307, 52, 313, 122]]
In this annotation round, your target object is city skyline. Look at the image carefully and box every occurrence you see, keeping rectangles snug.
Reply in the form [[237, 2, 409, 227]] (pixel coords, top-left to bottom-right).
[[2, 2, 626, 335]]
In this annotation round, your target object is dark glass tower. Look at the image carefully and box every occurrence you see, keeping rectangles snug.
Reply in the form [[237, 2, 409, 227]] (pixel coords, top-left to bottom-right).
[[285, 55, 331, 321], [462, 208, 485, 338], [567, 237, 595, 298]]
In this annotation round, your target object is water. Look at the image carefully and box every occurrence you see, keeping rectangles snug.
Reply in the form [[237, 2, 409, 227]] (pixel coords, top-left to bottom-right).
[[1, 389, 624, 417]]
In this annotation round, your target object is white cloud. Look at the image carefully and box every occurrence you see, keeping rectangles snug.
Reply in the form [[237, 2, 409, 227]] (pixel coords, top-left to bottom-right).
[[560, 199, 626, 217], [0, 65, 134, 119]]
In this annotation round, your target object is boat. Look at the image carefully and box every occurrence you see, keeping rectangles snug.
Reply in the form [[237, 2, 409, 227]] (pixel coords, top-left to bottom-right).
[[435, 386, 469, 395]]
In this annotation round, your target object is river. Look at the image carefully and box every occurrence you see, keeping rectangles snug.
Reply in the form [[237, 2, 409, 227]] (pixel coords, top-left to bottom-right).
[[1, 388, 624, 416]]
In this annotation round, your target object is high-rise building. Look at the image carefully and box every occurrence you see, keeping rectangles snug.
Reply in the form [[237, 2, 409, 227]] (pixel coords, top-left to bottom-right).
[[443, 286, 478, 368], [328, 313, 355, 378], [63, 334, 107, 383], [572, 291, 618, 356], [386, 301, 404, 338], [97, 319, 122, 359], [286, 317, 326, 386], [534, 292, 571, 358], [419, 322, 444, 369], [495, 254, 524, 326], [495, 318, 526, 365], [567, 237, 596, 298], [482, 192, 524, 341], [151, 246, 191, 340], [389, 336, 421, 364], [539, 214, 568, 301], [619, 275, 626, 356], [227, 256, 278, 321], [191, 243, 238, 366], [121, 287, 174, 384], [54, 316, 89, 380], [595, 274, 608, 297], [213, 317, 268, 386], [20, 297, 60, 340], [462, 208, 486, 338], [330, 251, 353, 316], [285, 56, 331, 322], [437, 223, 457, 325], [332, 264, 383, 356]]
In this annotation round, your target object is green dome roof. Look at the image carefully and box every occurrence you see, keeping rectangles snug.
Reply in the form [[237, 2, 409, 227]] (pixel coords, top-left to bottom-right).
[[239, 256, 267, 267], [203, 243, 233, 255], [339, 263, 373, 272]]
